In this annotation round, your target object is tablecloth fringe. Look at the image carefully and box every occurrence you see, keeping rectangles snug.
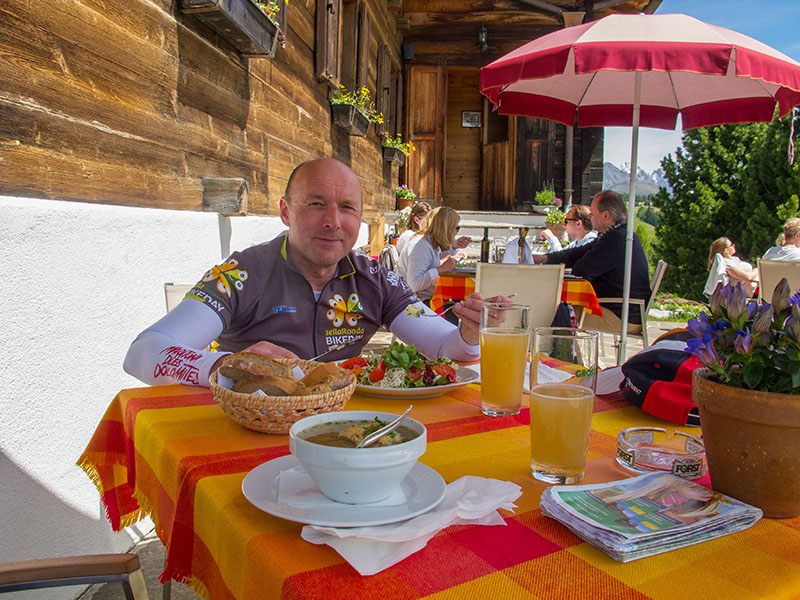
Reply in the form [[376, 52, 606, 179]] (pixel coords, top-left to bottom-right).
[[77, 456, 150, 530]]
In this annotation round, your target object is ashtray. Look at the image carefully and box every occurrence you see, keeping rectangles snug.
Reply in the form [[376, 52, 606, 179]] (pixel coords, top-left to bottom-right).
[[616, 427, 707, 479]]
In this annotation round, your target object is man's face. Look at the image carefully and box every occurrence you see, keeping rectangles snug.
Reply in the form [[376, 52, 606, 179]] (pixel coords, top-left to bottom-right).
[[565, 210, 581, 240], [280, 159, 362, 271], [590, 197, 612, 232]]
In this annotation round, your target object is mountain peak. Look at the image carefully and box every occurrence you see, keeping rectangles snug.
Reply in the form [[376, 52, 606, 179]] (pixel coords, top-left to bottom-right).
[[603, 162, 672, 196]]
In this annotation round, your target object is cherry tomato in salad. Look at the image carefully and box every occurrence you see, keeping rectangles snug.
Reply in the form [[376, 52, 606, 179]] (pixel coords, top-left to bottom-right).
[[431, 364, 457, 383], [368, 360, 387, 383], [406, 366, 423, 382], [340, 357, 369, 370]]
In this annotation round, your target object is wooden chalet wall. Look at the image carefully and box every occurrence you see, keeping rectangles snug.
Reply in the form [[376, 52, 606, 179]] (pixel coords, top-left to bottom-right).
[[0, 0, 404, 222]]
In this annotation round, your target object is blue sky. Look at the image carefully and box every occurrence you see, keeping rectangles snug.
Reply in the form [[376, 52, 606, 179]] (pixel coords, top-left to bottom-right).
[[604, 0, 800, 172]]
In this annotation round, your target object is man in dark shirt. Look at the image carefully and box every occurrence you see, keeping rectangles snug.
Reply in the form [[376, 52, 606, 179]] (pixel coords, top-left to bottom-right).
[[534, 191, 651, 334]]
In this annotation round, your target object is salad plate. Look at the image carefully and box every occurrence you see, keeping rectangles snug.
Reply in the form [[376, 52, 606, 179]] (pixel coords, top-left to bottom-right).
[[242, 455, 447, 527], [354, 365, 479, 398]]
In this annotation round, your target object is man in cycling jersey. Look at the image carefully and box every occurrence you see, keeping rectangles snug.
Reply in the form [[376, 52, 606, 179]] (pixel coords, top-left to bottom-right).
[[124, 158, 487, 387]]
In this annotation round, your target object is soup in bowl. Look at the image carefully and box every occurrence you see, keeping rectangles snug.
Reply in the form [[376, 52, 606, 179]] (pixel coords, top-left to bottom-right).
[[289, 411, 427, 504]]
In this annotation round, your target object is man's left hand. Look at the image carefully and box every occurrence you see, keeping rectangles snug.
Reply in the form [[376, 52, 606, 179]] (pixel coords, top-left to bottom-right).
[[452, 292, 487, 345]]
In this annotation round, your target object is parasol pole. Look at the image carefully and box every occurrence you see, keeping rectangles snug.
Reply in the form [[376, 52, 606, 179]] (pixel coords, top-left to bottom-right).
[[619, 71, 641, 365]]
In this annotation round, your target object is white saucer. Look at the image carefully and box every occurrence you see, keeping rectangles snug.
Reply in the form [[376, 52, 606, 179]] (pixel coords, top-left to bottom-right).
[[242, 455, 447, 527]]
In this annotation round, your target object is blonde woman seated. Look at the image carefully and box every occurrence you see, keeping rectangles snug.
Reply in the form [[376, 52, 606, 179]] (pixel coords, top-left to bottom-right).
[[762, 217, 800, 261], [703, 237, 759, 298], [397, 206, 466, 322]]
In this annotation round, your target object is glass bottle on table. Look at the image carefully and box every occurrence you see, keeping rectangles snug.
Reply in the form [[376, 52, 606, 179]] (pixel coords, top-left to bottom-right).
[[480, 227, 491, 262]]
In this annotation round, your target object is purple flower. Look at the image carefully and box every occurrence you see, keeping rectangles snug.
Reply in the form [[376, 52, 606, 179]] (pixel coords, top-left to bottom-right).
[[727, 283, 748, 321], [733, 328, 754, 354], [686, 317, 706, 338], [692, 339, 720, 367], [791, 303, 800, 341], [709, 283, 725, 315], [751, 304, 773, 335], [771, 278, 792, 314]]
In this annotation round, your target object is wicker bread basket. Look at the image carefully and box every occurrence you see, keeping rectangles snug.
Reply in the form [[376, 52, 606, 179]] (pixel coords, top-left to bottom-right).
[[210, 358, 356, 434]]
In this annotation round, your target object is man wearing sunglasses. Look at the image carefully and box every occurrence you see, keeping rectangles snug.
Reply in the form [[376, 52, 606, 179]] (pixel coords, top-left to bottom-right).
[[539, 204, 597, 252], [533, 191, 651, 334]]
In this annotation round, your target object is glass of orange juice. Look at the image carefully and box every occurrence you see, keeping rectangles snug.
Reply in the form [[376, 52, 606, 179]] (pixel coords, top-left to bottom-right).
[[529, 327, 599, 484], [479, 303, 531, 417]]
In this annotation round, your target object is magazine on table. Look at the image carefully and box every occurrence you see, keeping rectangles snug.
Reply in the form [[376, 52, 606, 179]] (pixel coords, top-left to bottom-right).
[[540, 472, 762, 562]]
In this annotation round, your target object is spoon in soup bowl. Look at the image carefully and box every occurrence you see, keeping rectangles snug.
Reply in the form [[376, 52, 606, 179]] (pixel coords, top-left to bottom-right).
[[356, 405, 413, 448]]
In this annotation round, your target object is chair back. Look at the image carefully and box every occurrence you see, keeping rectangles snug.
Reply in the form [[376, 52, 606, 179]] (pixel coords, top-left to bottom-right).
[[646, 260, 668, 313], [757, 259, 800, 302], [476, 263, 565, 330], [164, 282, 194, 313], [378, 244, 399, 272]]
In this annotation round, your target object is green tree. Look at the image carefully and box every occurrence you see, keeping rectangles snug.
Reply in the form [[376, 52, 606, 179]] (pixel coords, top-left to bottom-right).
[[653, 109, 800, 301]]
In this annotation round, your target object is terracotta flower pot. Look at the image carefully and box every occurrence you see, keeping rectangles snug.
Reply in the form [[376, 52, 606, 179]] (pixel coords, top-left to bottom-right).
[[546, 222, 566, 239], [396, 197, 414, 211], [693, 368, 800, 518]]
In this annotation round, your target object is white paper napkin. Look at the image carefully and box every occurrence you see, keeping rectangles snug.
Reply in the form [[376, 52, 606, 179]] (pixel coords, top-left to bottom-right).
[[300, 476, 522, 575], [277, 468, 408, 508]]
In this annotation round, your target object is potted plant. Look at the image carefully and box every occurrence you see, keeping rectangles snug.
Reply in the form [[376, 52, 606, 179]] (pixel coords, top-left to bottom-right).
[[545, 207, 567, 240], [687, 279, 800, 517], [180, 0, 285, 57], [532, 183, 562, 215], [395, 185, 416, 211], [382, 134, 415, 166], [330, 85, 383, 137]]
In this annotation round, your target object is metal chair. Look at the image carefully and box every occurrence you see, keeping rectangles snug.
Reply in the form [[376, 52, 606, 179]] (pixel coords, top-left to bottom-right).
[[0, 553, 150, 599], [757, 259, 800, 302], [578, 260, 668, 364]]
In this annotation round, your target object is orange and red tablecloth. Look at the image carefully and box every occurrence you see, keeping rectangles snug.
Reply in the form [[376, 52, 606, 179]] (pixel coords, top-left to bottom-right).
[[431, 274, 603, 316], [79, 384, 800, 600]]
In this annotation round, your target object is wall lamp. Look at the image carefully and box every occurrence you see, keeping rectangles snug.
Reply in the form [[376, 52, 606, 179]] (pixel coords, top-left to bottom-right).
[[478, 24, 488, 53]]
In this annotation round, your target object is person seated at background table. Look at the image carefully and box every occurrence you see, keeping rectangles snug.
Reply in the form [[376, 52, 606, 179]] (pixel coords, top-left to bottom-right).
[[397, 206, 470, 324], [762, 217, 800, 261], [533, 190, 651, 334], [703, 236, 759, 298], [396, 201, 432, 255], [539, 204, 597, 253], [123, 158, 487, 387]]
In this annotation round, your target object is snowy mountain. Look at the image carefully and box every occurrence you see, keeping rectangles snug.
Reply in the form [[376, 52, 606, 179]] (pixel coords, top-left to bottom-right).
[[603, 162, 672, 196]]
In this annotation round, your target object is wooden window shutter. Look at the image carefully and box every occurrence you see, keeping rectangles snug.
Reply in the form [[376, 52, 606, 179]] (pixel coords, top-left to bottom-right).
[[394, 68, 404, 138], [340, 0, 369, 92], [316, 0, 341, 86], [377, 44, 391, 136], [356, 3, 370, 89]]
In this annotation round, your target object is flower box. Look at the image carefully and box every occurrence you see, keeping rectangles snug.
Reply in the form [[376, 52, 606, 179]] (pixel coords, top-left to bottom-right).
[[181, 0, 279, 57], [383, 146, 405, 166], [331, 104, 370, 137], [532, 205, 552, 215]]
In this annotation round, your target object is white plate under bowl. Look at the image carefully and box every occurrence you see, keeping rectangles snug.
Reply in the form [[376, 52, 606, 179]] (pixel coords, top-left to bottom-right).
[[353, 365, 478, 399], [242, 455, 446, 527]]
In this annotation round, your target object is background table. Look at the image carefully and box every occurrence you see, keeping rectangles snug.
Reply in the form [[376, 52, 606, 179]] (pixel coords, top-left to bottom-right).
[[79, 383, 800, 600], [431, 273, 603, 316]]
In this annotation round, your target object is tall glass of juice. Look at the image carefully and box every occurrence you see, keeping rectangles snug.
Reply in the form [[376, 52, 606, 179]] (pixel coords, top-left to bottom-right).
[[529, 327, 599, 483], [479, 303, 530, 417]]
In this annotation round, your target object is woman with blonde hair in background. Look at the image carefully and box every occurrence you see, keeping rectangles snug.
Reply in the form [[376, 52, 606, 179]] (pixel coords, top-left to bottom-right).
[[762, 217, 800, 261], [396, 201, 432, 254], [703, 237, 758, 298], [398, 206, 469, 322]]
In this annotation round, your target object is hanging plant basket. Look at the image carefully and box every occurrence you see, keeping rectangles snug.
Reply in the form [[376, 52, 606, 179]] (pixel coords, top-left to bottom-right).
[[382, 147, 406, 166], [180, 0, 280, 57], [331, 104, 370, 137], [532, 205, 553, 215]]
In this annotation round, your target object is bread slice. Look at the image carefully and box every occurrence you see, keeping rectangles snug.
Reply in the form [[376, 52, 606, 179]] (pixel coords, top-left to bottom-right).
[[300, 362, 345, 388], [234, 375, 302, 396], [219, 353, 294, 381]]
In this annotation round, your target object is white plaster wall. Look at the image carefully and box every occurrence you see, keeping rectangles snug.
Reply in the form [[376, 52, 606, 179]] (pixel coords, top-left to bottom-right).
[[0, 196, 368, 599]]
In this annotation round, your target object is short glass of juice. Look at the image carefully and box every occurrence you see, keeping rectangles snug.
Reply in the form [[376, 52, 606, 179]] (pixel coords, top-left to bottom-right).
[[479, 303, 531, 417]]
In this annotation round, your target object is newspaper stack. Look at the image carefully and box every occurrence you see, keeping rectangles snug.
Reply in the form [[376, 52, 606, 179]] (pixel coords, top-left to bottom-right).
[[540, 472, 762, 562]]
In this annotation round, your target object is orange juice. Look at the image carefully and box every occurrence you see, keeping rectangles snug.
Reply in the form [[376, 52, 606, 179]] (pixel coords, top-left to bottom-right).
[[529, 383, 594, 483], [480, 327, 530, 416]]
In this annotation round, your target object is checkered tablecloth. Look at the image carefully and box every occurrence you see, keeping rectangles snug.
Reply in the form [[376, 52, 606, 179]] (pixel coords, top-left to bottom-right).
[[78, 384, 800, 600], [431, 275, 603, 316]]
